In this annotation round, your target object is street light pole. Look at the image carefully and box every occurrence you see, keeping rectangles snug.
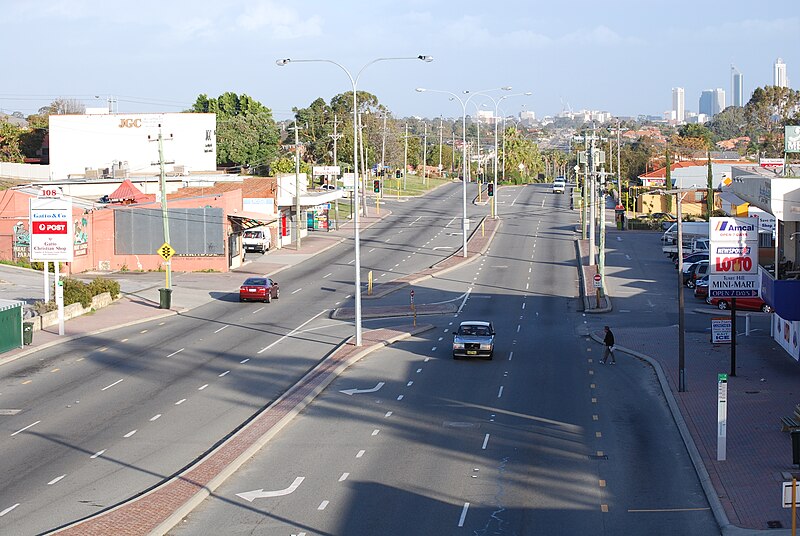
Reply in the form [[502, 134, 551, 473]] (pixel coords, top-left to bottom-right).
[[416, 86, 511, 257], [277, 55, 433, 346]]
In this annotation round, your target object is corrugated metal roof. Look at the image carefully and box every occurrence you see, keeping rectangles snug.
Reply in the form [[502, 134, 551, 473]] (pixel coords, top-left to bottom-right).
[[0, 299, 25, 313]]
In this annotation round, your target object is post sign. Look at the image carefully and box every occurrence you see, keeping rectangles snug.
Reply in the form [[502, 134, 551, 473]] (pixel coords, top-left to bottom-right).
[[717, 373, 728, 461], [593, 274, 602, 288], [709, 217, 759, 298], [785, 126, 800, 153], [29, 197, 74, 262], [711, 317, 732, 343]]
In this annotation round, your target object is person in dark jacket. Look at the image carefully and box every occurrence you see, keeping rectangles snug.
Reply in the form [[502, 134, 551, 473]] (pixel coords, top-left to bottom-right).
[[601, 325, 616, 364]]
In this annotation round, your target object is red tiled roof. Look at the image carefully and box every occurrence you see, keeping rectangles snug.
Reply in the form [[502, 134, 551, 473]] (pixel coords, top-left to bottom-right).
[[109, 179, 151, 202], [640, 159, 745, 179], [169, 177, 276, 200]]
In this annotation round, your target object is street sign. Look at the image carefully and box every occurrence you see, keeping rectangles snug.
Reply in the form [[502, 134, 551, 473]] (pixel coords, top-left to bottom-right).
[[708, 274, 759, 298], [157, 242, 175, 261], [759, 157, 785, 169], [29, 197, 74, 262], [717, 373, 728, 461], [782, 481, 800, 507], [711, 317, 732, 343], [593, 274, 602, 288]]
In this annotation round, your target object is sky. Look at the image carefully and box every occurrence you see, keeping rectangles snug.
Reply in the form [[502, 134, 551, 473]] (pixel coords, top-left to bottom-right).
[[2, 0, 798, 122]]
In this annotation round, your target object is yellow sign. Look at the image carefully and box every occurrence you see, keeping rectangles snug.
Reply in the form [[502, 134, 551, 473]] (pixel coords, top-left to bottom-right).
[[157, 243, 175, 261]]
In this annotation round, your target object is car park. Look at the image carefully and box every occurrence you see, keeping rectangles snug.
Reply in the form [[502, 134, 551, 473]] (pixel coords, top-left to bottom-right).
[[239, 277, 280, 303], [706, 296, 772, 312], [675, 252, 708, 269], [684, 260, 709, 288], [452, 321, 495, 359]]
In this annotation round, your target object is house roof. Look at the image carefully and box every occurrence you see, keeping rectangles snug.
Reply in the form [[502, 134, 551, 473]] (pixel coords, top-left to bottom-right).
[[108, 179, 154, 203], [169, 177, 276, 200], [639, 159, 745, 179]]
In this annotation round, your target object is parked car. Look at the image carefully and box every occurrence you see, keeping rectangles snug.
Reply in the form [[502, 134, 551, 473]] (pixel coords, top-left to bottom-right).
[[693, 274, 709, 299], [683, 260, 709, 288], [242, 228, 271, 254], [706, 296, 772, 312], [239, 277, 280, 303], [676, 251, 709, 269], [452, 321, 495, 359]]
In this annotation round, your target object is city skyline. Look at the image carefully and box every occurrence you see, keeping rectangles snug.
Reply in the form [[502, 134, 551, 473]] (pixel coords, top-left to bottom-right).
[[1, 0, 798, 122]]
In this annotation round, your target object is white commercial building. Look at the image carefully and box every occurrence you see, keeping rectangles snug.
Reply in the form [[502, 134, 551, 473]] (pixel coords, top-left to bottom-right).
[[774, 58, 788, 88], [48, 112, 217, 180], [672, 87, 685, 123]]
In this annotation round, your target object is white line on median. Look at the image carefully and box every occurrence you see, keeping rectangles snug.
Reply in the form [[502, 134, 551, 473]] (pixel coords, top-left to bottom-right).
[[101, 379, 123, 391], [90, 450, 105, 459], [482, 433, 490, 450], [458, 502, 470, 526], [258, 310, 328, 354]]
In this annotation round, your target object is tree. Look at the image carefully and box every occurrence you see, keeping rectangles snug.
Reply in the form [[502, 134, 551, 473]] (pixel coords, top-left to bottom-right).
[[706, 106, 746, 141], [40, 98, 85, 115], [706, 153, 713, 220], [744, 85, 800, 155], [0, 120, 24, 162], [501, 127, 543, 184], [677, 123, 713, 149], [190, 92, 280, 168]]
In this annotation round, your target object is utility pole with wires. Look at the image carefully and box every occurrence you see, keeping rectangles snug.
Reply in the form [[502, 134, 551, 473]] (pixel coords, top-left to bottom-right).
[[438, 116, 444, 172], [149, 125, 174, 295], [329, 114, 345, 223], [422, 122, 428, 187], [288, 120, 304, 249], [403, 123, 409, 194]]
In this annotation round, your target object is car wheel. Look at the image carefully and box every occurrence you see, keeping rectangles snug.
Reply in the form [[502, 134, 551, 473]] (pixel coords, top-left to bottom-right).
[[717, 301, 729, 310], [686, 280, 695, 289], [761, 304, 773, 313], [274, 288, 280, 299], [266, 292, 272, 303]]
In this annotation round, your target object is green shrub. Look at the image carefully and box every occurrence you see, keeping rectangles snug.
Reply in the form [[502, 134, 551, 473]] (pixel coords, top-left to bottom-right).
[[62, 278, 92, 308], [88, 277, 120, 299]]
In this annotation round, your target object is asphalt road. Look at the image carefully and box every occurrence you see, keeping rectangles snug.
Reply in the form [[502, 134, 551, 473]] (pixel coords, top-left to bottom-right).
[[169, 185, 720, 536], [0, 182, 488, 534]]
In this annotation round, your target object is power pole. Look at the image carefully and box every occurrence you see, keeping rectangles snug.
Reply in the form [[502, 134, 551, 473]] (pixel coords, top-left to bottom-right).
[[422, 122, 428, 187], [380, 113, 387, 190], [403, 123, 409, 193], [452, 129, 456, 174], [288, 120, 303, 249], [329, 114, 343, 228], [438, 116, 443, 172], [149, 125, 174, 291]]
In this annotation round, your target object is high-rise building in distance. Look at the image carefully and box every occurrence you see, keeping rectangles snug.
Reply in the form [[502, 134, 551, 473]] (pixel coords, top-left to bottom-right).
[[699, 88, 726, 117], [731, 65, 744, 107], [774, 58, 788, 88], [672, 87, 685, 122]]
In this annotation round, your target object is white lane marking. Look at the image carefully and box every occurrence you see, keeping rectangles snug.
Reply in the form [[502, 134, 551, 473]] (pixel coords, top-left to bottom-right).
[[406, 381, 413, 387], [150, 414, 162, 422], [431, 346, 437, 352], [348, 259, 355, 264], [517, 325, 521, 333], [498, 386, 504, 398], [240, 358, 250, 364], [339, 473, 349, 482], [252, 307, 265, 314], [424, 357, 430, 362], [323, 273, 333, 278], [372, 429, 380, 436], [522, 303, 526, 310], [219, 371, 230, 377], [438, 337, 443, 341], [214, 325, 229, 333], [457, 289, 472, 314], [48, 475, 66, 485], [458, 502, 470, 527], [11, 420, 40, 436], [482, 433, 490, 450], [509, 351, 513, 361], [369, 248, 376, 252], [291, 288, 302, 295], [356, 450, 366, 458], [385, 239, 391, 242], [526, 283, 529, 290], [175, 399, 186, 405], [258, 310, 329, 354], [166, 348, 184, 358], [0, 504, 20, 517], [541, 199, 545, 208], [236, 476, 305, 502], [101, 379, 124, 391], [124, 430, 137, 438], [397, 395, 404, 401], [121, 338, 128, 342], [90, 450, 105, 459], [198, 384, 209, 391], [140, 329, 148, 334], [385, 411, 393, 417], [318, 500, 329, 510], [416, 368, 422, 373]]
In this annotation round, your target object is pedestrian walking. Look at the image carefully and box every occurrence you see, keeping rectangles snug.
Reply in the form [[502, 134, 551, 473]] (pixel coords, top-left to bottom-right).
[[601, 325, 616, 364]]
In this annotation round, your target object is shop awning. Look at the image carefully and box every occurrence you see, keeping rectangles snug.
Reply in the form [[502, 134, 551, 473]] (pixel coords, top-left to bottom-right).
[[228, 212, 278, 232]]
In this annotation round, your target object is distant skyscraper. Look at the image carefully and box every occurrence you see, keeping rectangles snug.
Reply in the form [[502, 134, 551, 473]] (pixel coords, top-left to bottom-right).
[[672, 87, 685, 122], [774, 58, 788, 88], [700, 89, 726, 117], [731, 65, 744, 107]]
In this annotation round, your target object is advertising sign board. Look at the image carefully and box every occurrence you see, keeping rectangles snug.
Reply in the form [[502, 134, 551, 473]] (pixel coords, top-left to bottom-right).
[[313, 166, 341, 176], [711, 318, 732, 343], [709, 274, 760, 298], [29, 197, 73, 262], [759, 157, 785, 169], [710, 244, 757, 275], [710, 217, 760, 243], [786, 125, 800, 153]]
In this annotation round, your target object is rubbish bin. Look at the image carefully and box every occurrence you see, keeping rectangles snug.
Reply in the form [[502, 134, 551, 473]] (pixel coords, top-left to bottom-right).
[[792, 430, 800, 465], [159, 288, 172, 309], [23, 321, 34, 345]]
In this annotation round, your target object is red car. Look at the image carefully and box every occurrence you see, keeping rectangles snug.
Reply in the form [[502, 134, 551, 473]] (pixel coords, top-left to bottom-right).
[[239, 277, 280, 303], [706, 296, 772, 313]]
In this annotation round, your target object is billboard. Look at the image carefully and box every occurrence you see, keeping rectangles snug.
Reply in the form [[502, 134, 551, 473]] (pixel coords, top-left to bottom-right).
[[709, 216, 759, 298], [710, 216, 759, 242], [786, 126, 800, 153], [29, 197, 74, 262]]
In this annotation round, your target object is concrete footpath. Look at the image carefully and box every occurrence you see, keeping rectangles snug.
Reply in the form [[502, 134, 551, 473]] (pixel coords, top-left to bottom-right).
[[579, 233, 800, 535], [0, 207, 501, 535]]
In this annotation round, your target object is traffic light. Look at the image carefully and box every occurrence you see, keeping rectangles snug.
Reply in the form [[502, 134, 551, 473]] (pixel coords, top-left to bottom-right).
[[396, 169, 402, 179], [487, 183, 494, 197], [373, 179, 380, 193]]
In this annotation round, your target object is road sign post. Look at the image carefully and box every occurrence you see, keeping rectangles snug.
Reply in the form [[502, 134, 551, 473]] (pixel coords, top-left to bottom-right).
[[717, 373, 728, 461], [410, 290, 416, 327]]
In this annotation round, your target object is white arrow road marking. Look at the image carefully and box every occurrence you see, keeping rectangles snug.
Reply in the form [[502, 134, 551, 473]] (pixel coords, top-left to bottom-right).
[[236, 476, 305, 502], [340, 382, 385, 396]]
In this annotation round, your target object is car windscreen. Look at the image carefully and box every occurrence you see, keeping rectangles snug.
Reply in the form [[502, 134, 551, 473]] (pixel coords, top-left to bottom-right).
[[244, 278, 267, 286], [243, 231, 261, 238], [459, 326, 491, 336]]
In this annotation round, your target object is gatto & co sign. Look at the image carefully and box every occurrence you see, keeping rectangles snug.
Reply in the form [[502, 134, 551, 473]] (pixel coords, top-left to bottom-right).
[[29, 197, 74, 262]]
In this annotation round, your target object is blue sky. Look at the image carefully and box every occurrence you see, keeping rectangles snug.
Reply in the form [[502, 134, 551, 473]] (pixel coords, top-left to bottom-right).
[[2, 0, 798, 122]]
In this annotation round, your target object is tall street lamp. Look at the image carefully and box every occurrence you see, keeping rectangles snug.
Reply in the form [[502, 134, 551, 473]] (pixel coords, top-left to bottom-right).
[[473, 91, 532, 218], [416, 86, 510, 257], [277, 55, 433, 346]]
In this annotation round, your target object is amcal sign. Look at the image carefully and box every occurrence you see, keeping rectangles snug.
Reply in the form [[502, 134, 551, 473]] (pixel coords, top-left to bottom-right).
[[710, 216, 760, 242]]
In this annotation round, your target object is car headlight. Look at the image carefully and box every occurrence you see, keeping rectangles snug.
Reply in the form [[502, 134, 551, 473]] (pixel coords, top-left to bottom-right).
[[453, 343, 464, 350], [480, 343, 493, 350]]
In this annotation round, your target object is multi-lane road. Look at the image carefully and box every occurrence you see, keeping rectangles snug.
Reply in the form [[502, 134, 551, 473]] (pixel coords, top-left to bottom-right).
[[0, 182, 720, 535]]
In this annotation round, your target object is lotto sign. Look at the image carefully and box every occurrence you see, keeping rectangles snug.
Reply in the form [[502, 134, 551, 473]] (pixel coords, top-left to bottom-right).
[[29, 197, 74, 262], [710, 244, 757, 275]]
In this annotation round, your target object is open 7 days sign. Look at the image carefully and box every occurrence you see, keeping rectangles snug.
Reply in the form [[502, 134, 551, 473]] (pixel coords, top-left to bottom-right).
[[29, 197, 73, 262]]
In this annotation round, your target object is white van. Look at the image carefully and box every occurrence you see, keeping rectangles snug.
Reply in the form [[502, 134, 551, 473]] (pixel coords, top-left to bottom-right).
[[242, 228, 271, 253], [552, 178, 566, 194]]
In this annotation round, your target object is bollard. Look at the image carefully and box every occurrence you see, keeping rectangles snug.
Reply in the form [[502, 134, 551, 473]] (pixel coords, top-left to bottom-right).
[[745, 314, 750, 336], [792, 430, 800, 465]]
